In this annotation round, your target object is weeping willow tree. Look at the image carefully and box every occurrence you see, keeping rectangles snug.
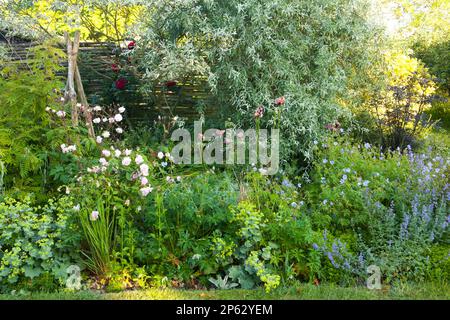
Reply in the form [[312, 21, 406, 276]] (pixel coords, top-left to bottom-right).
[[135, 0, 384, 165]]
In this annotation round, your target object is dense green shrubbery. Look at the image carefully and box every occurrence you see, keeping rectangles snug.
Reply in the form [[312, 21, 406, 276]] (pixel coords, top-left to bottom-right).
[[134, 0, 381, 162], [304, 135, 449, 284]]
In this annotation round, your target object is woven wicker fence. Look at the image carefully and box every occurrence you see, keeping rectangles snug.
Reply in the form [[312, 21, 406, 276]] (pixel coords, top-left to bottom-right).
[[1, 39, 219, 124]]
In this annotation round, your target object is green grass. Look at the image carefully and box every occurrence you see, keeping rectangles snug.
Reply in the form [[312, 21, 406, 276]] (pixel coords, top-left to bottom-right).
[[1, 282, 448, 300]]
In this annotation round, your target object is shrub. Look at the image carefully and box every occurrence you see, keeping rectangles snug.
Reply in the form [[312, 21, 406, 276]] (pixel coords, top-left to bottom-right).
[[361, 51, 440, 149], [135, 0, 381, 162]]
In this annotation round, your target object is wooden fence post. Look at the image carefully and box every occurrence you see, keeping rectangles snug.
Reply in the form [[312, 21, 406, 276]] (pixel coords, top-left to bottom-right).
[[64, 31, 80, 127], [64, 31, 95, 138], [75, 65, 95, 138]]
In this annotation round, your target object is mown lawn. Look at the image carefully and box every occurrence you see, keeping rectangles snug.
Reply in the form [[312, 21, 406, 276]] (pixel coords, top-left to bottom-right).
[[1, 282, 448, 300]]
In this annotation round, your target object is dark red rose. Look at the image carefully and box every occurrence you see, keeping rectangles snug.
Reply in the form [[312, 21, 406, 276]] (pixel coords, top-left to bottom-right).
[[128, 41, 136, 50], [115, 78, 128, 90], [111, 63, 120, 73], [166, 81, 177, 87]]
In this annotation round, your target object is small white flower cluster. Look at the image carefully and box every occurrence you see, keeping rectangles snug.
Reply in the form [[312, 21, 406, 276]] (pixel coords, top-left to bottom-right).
[[91, 146, 154, 197], [46, 107, 66, 118], [157, 151, 174, 168], [60, 144, 77, 153], [165, 176, 182, 184], [93, 106, 126, 143]]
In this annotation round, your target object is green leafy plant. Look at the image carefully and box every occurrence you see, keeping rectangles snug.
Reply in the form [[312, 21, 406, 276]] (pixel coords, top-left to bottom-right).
[[0, 41, 73, 198], [0, 195, 81, 292], [208, 274, 238, 290]]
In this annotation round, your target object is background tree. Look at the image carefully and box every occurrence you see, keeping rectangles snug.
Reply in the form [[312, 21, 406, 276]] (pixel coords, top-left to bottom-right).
[[134, 0, 383, 165]]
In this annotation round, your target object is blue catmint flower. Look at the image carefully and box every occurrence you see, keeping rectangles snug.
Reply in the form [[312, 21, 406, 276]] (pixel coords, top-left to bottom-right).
[[358, 253, 364, 267], [400, 215, 410, 240], [327, 252, 339, 268], [343, 261, 351, 270]]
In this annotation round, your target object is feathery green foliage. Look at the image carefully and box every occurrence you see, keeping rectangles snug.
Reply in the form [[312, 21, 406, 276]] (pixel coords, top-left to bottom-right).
[[0, 42, 65, 196]]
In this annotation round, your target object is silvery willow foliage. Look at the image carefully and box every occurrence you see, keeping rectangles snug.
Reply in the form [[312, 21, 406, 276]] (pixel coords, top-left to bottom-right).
[[135, 0, 382, 161]]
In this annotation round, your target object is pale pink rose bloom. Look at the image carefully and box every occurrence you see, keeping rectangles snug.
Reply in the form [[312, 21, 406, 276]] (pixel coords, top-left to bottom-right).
[[90, 211, 99, 221], [135, 155, 144, 165], [140, 163, 149, 177], [102, 150, 111, 157], [122, 157, 131, 166], [140, 187, 153, 197], [141, 177, 149, 185]]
